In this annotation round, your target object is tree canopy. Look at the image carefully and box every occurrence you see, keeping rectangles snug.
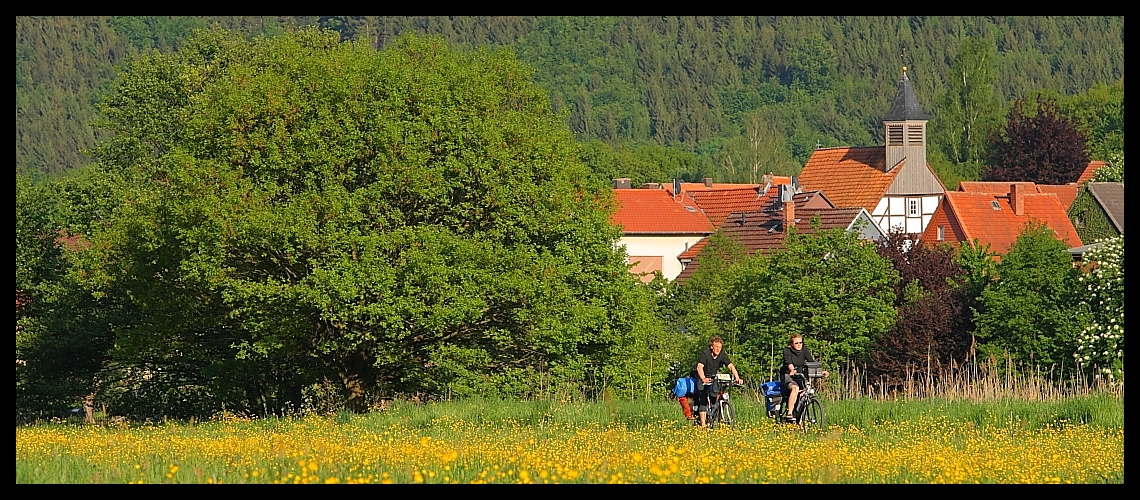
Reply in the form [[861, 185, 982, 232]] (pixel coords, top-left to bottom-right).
[[80, 28, 655, 414], [974, 222, 1084, 366], [724, 221, 899, 369], [983, 98, 1090, 184]]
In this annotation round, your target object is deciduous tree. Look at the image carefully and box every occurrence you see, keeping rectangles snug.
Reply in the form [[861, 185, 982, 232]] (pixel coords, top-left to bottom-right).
[[725, 221, 898, 369], [870, 230, 975, 383], [974, 222, 1084, 367], [984, 97, 1090, 184], [83, 28, 650, 414]]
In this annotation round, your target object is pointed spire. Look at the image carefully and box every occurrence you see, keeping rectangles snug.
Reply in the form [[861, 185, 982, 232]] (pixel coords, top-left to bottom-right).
[[883, 67, 929, 121]]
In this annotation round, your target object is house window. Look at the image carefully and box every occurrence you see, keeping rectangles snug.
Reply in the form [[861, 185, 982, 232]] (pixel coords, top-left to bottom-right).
[[937, 225, 944, 241], [991, 201, 1001, 210], [908, 198, 919, 217], [628, 256, 663, 283]]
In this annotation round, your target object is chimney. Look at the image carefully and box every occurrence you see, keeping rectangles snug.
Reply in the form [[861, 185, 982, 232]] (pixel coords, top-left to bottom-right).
[[613, 178, 631, 189], [703, 177, 714, 188], [1010, 184, 1024, 216], [780, 184, 795, 230]]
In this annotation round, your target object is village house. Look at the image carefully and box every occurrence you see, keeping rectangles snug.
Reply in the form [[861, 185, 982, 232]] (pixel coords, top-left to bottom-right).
[[610, 181, 714, 282], [1068, 181, 1124, 244], [919, 182, 1082, 260], [610, 176, 794, 282]]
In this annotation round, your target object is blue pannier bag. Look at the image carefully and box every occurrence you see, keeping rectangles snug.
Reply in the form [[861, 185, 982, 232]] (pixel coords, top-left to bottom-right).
[[672, 377, 697, 398], [760, 380, 783, 397]]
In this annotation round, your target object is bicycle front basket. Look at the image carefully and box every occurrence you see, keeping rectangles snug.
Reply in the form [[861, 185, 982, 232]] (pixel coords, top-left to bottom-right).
[[805, 361, 824, 378]]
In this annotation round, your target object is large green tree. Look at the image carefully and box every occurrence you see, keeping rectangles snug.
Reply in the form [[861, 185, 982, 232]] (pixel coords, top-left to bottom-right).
[[82, 28, 652, 414], [974, 222, 1085, 367], [725, 221, 899, 372], [16, 173, 116, 421]]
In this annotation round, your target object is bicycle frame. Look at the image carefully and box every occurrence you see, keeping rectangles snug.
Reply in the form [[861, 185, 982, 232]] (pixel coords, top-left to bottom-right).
[[696, 379, 739, 428], [791, 378, 825, 432]]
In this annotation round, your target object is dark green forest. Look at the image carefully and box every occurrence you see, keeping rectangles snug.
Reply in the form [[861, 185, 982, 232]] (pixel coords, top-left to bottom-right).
[[17, 16, 1124, 187], [14, 18, 1124, 421]]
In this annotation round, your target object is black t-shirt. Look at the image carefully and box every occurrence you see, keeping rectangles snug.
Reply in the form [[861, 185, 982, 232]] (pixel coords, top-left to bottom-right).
[[782, 345, 816, 375], [695, 348, 731, 380]]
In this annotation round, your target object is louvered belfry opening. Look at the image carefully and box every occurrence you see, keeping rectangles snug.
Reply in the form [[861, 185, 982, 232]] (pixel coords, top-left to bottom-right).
[[907, 124, 924, 145], [887, 125, 904, 146]]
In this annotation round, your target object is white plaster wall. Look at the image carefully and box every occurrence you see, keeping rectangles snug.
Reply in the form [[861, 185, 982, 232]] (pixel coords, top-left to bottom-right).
[[888, 215, 906, 232], [617, 234, 709, 281], [922, 196, 940, 215], [906, 216, 922, 234], [872, 198, 889, 216], [888, 197, 904, 216]]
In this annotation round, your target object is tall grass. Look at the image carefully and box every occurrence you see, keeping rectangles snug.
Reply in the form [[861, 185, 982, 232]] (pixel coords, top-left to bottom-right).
[[822, 355, 1124, 402]]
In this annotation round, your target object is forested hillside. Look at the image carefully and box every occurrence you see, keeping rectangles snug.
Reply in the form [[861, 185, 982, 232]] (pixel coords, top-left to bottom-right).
[[16, 16, 1124, 185]]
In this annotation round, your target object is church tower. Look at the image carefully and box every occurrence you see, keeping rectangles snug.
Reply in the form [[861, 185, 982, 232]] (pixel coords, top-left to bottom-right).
[[883, 68, 929, 173]]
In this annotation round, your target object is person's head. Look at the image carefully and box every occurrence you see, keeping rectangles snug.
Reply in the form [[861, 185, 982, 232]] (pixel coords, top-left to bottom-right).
[[788, 334, 804, 349], [709, 336, 724, 354]]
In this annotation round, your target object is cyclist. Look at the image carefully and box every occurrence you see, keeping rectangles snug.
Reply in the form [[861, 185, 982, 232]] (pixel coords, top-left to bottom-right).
[[781, 334, 828, 422], [694, 336, 743, 428]]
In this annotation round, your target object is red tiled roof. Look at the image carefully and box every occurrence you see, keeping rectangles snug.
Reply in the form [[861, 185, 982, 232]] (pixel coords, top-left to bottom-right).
[[958, 181, 1080, 211], [610, 189, 715, 234], [958, 181, 1038, 193], [1035, 184, 1080, 211], [797, 147, 899, 211], [675, 204, 865, 282], [934, 191, 1081, 256], [682, 187, 775, 227], [1076, 161, 1106, 186]]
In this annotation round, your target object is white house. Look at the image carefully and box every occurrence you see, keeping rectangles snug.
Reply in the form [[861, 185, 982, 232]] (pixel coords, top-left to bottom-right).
[[610, 184, 714, 282]]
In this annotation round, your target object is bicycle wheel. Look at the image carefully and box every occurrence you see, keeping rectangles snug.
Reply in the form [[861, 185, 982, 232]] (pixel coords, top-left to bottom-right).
[[719, 401, 736, 428], [799, 398, 825, 433]]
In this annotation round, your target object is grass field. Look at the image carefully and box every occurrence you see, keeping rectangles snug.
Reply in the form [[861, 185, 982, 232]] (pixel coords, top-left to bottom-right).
[[15, 394, 1124, 484]]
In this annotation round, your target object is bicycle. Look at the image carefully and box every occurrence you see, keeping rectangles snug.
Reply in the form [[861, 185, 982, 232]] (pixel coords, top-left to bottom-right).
[[791, 362, 826, 433], [695, 373, 742, 429], [761, 362, 826, 433]]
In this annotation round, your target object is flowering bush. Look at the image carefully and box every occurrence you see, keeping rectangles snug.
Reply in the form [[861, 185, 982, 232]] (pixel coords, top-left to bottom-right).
[[1091, 152, 1123, 183], [1073, 236, 1124, 381]]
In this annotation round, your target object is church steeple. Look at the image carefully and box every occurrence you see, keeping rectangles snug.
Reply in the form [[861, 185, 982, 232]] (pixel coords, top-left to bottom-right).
[[883, 68, 928, 173]]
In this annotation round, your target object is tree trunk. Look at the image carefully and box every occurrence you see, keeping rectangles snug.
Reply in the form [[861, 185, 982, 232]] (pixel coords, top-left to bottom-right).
[[83, 394, 95, 424], [341, 373, 368, 413]]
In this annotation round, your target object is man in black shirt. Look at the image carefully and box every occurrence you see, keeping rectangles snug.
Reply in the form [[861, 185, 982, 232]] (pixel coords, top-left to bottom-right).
[[782, 334, 829, 422], [694, 336, 743, 427]]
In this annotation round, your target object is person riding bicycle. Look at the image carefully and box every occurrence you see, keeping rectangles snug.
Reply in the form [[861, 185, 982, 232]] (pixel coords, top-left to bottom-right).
[[694, 336, 743, 428], [781, 334, 828, 422]]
